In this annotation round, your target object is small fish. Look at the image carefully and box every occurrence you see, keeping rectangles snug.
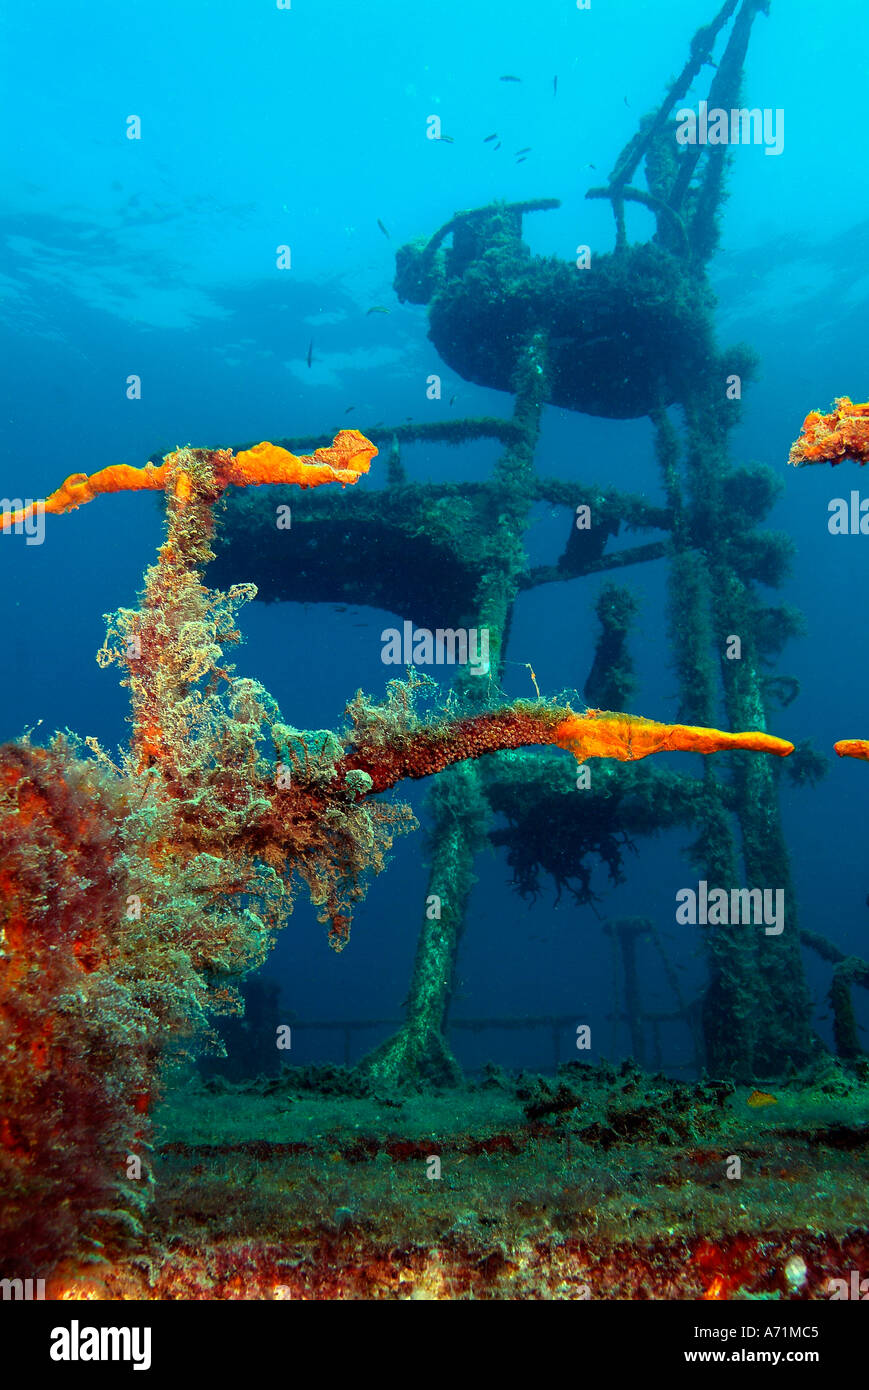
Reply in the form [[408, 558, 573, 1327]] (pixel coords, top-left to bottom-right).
[[366, 305, 390, 315], [449, 395, 456, 406], [515, 146, 531, 155], [306, 339, 313, 368], [377, 218, 390, 238], [500, 74, 521, 82], [344, 406, 355, 413], [624, 96, 630, 106], [436, 134, 455, 144], [483, 132, 498, 143], [494, 141, 502, 150], [747, 1089, 778, 1109], [553, 75, 558, 98], [516, 157, 527, 165]]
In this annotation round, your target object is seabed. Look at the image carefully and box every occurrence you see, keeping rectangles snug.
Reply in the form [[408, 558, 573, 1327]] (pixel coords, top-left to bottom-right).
[[52, 1061, 869, 1301]]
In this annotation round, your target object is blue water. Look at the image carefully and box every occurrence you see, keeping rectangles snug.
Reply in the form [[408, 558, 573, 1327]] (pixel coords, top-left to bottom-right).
[[2, 0, 867, 1075]]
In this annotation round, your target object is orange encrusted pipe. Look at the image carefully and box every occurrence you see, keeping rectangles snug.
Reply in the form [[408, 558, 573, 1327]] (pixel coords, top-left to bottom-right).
[[788, 397, 869, 467], [22, 460, 173, 520], [228, 432, 377, 489], [554, 710, 793, 762], [341, 706, 793, 794], [834, 740, 869, 761], [0, 430, 378, 527]]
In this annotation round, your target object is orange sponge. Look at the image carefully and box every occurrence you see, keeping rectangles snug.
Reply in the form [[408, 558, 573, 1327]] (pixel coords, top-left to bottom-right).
[[229, 431, 376, 488], [788, 397, 869, 467], [834, 740, 869, 761], [1, 430, 378, 528], [554, 710, 793, 762]]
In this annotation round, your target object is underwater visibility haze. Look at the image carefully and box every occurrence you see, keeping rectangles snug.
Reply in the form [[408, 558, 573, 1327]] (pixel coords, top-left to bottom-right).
[[2, 0, 869, 1324]]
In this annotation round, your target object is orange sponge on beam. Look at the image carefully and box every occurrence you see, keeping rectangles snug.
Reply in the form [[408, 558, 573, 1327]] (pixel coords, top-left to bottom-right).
[[1, 461, 172, 527], [834, 740, 869, 761], [554, 711, 793, 762], [229, 431, 377, 489], [0, 431, 378, 529]]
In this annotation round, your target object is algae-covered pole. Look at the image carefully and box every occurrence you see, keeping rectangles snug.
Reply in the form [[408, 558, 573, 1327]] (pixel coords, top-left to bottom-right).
[[672, 0, 771, 261], [584, 583, 640, 711], [604, 918, 649, 1066], [829, 959, 869, 1062], [711, 578, 812, 1072], [801, 927, 869, 1061], [359, 337, 549, 1087], [592, 0, 768, 258], [684, 390, 814, 1072], [653, 410, 759, 1077], [359, 762, 487, 1087]]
